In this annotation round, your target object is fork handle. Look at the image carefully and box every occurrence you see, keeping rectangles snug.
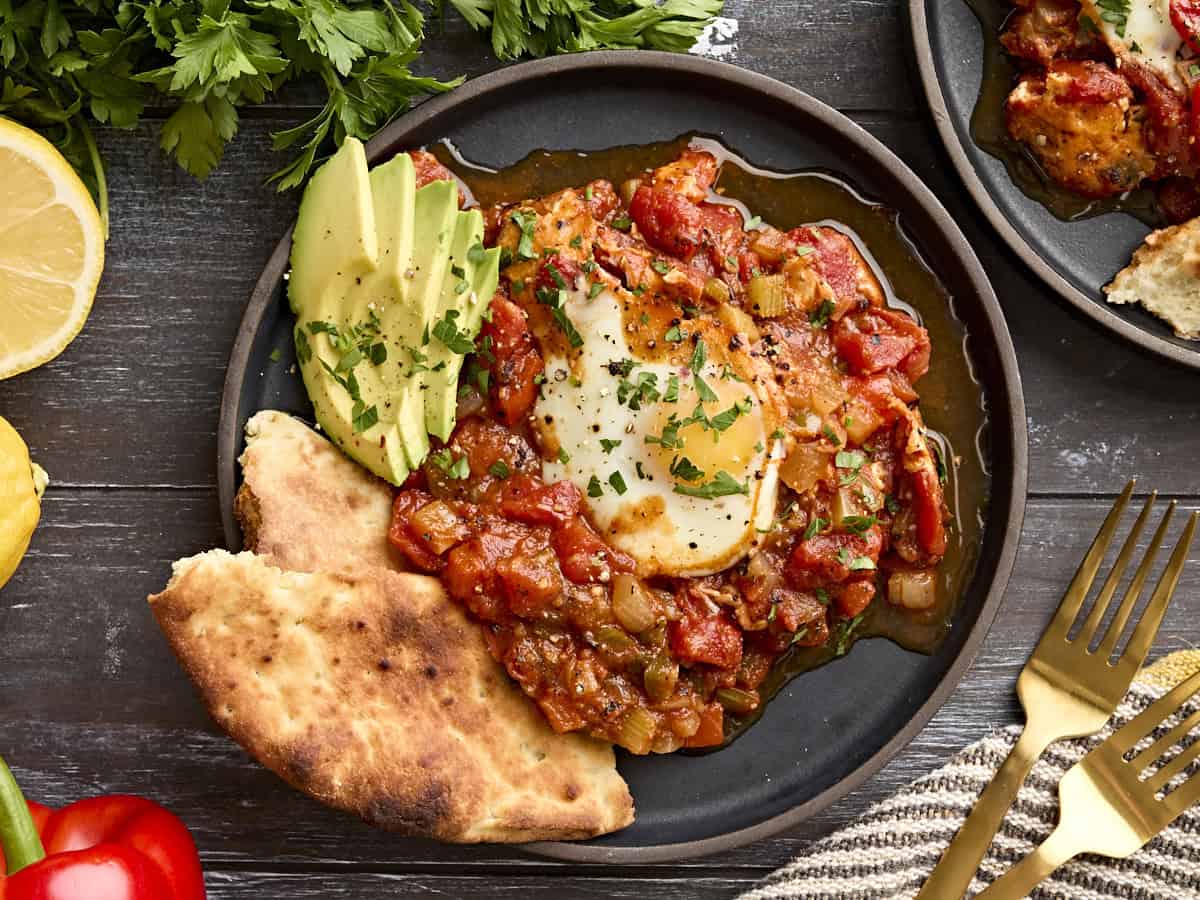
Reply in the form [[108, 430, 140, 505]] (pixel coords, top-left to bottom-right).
[[974, 824, 1081, 899], [916, 723, 1055, 899]]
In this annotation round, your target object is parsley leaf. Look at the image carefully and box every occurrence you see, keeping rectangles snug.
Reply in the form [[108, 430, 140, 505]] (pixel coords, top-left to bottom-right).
[[673, 470, 748, 499]]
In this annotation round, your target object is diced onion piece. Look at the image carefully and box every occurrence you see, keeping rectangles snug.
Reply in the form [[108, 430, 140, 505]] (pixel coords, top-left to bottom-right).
[[620, 178, 641, 206], [409, 500, 468, 555], [888, 570, 938, 610], [717, 302, 760, 342], [843, 396, 884, 445], [832, 486, 868, 529], [612, 573, 658, 633], [715, 687, 760, 715], [618, 707, 657, 754], [747, 273, 788, 317], [644, 656, 679, 702], [669, 707, 701, 739], [780, 442, 833, 494], [749, 226, 793, 263], [805, 377, 847, 418], [704, 277, 732, 304]]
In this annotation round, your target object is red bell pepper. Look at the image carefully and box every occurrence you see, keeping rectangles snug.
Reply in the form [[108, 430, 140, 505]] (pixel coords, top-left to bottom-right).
[[0, 756, 205, 900]]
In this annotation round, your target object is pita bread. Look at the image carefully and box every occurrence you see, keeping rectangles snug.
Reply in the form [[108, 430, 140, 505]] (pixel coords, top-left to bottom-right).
[[235, 410, 401, 574], [1105, 218, 1200, 340], [150, 550, 633, 842]]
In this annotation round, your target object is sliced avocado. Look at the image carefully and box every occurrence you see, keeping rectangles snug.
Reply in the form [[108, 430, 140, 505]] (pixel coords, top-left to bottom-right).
[[288, 140, 500, 485], [423, 209, 501, 441], [288, 138, 376, 318]]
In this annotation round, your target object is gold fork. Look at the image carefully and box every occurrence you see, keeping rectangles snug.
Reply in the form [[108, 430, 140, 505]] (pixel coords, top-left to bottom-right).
[[977, 636, 1200, 898], [918, 482, 1194, 899]]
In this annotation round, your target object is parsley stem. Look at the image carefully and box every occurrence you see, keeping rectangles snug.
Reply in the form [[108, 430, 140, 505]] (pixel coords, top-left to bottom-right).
[[77, 116, 109, 240]]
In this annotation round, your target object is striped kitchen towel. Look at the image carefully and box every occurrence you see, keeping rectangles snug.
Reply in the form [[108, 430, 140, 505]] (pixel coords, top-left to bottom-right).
[[741, 651, 1200, 900]]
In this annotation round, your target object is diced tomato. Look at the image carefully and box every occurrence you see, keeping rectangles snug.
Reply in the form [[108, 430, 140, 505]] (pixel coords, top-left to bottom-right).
[[388, 491, 445, 572], [1191, 84, 1200, 162], [407, 499, 471, 555], [552, 517, 636, 583], [1171, 0, 1200, 53], [535, 256, 582, 293], [629, 184, 704, 260], [669, 600, 743, 670], [696, 202, 745, 273], [1122, 61, 1196, 175], [787, 527, 884, 588], [836, 579, 876, 617], [1050, 59, 1132, 104], [790, 226, 864, 313], [912, 465, 948, 559], [650, 149, 719, 203], [1158, 177, 1200, 225], [500, 475, 582, 527], [408, 150, 465, 206], [583, 179, 620, 221], [497, 545, 564, 617], [683, 703, 726, 748], [833, 308, 931, 382], [480, 295, 544, 424], [536, 694, 589, 733], [444, 520, 531, 622]]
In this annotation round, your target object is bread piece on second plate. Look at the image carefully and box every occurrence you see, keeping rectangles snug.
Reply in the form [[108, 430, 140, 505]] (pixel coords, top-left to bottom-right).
[[1105, 218, 1200, 340]]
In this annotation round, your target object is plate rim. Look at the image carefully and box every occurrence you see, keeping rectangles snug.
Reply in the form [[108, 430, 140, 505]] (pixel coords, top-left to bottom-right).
[[907, 0, 1200, 372], [218, 50, 1028, 863]]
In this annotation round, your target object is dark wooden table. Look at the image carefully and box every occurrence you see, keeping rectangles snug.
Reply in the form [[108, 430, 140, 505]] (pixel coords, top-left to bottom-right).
[[3, 2, 1200, 896]]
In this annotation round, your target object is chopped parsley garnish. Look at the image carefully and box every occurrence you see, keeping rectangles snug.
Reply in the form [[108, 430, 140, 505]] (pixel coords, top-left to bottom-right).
[[770, 428, 785, 441], [822, 424, 842, 446], [335, 346, 363, 373], [809, 299, 835, 328], [608, 471, 628, 495], [724, 255, 738, 272], [431, 309, 475, 355], [689, 338, 707, 373], [570, 234, 584, 249], [557, 447, 571, 464], [545, 261, 568, 289], [588, 281, 604, 300], [884, 494, 900, 514], [534, 285, 585, 348], [587, 475, 604, 498], [617, 371, 661, 409], [709, 397, 752, 432], [744, 214, 763, 230], [664, 324, 686, 343], [848, 556, 876, 572], [600, 438, 622, 453], [430, 449, 470, 480], [585, 185, 594, 202], [815, 587, 830, 606], [693, 373, 719, 404], [669, 455, 705, 482], [269, 348, 282, 362], [664, 374, 680, 403], [651, 259, 671, 275], [468, 242, 487, 265], [795, 244, 815, 257], [294, 329, 312, 364], [351, 402, 378, 434], [450, 263, 466, 280], [611, 214, 633, 232], [510, 210, 538, 260], [803, 517, 828, 540], [512, 278, 527, 295], [1096, 0, 1130, 36], [841, 514, 877, 535], [835, 615, 864, 657], [645, 415, 686, 450], [488, 461, 511, 479], [673, 470, 748, 499], [635, 461, 648, 480]]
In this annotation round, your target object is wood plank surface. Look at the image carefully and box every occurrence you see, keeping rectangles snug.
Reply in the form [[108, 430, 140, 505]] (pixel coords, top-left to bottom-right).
[[2, 1, 1199, 897]]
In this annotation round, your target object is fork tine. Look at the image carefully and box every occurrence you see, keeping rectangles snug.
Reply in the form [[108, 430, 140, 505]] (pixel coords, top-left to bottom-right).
[[1165, 765, 1200, 818], [1049, 480, 1136, 636], [1109, 668, 1200, 755], [1147, 737, 1200, 793], [1077, 492, 1156, 646], [1121, 512, 1198, 667], [1096, 498, 1171, 658], [1132, 706, 1200, 769]]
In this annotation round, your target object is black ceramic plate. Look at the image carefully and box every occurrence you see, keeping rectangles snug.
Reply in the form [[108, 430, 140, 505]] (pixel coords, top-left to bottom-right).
[[218, 52, 1026, 862], [910, 0, 1200, 370]]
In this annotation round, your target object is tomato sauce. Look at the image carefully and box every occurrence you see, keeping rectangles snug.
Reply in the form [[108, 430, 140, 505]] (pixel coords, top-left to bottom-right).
[[383, 139, 987, 754]]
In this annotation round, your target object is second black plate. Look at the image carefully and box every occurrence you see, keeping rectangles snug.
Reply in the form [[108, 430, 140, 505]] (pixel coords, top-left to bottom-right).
[[910, 0, 1200, 370]]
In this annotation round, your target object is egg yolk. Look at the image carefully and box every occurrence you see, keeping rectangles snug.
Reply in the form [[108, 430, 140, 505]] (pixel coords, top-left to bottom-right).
[[647, 375, 764, 484]]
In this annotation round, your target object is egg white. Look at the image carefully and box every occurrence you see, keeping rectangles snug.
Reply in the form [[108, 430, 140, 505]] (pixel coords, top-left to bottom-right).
[[1083, 0, 1185, 95], [533, 283, 780, 578]]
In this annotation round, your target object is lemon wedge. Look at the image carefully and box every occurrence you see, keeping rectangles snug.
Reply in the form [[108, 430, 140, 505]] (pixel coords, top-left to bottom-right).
[[0, 416, 47, 590], [0, 117, 105, 380]]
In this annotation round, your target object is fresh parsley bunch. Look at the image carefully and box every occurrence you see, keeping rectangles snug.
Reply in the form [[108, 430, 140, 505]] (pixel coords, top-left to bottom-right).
[[0, 0, 724, 224], [438, 0, 724, 59]]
